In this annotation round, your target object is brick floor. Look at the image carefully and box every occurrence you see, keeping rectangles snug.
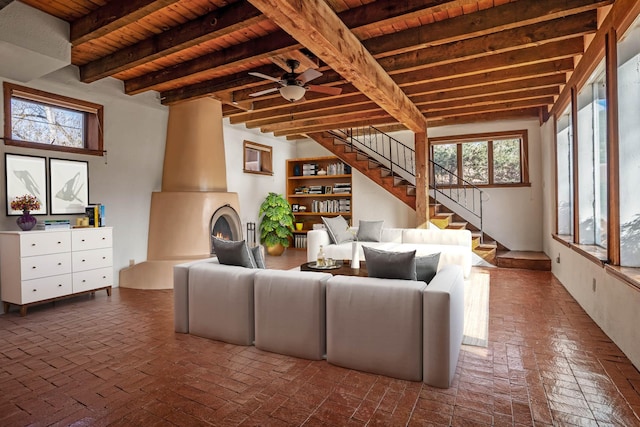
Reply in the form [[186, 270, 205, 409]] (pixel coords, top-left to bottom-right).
[[1, 252, 639, 426]]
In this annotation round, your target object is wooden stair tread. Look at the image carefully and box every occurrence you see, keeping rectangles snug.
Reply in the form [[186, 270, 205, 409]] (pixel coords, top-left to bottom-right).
[[447, 222, 468, 230], [496, 251, 551, 271]]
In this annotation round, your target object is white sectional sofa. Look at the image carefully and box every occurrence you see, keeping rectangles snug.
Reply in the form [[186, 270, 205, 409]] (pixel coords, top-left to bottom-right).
[[308, 227, 473, 278], [173, 258, 464, 388]]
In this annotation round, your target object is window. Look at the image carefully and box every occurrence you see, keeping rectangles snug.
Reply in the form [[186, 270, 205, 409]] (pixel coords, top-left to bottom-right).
[[576, 63, 607, 247], [3, 83, 104, 155], [429, 130, 529, 187], [617, 15, 640, 267], [556, 106, 574, 237], [243, 140, 273, 175]]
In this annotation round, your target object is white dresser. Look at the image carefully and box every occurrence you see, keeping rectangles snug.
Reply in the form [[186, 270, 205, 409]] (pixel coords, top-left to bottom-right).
[[0, 227, 113, 316]]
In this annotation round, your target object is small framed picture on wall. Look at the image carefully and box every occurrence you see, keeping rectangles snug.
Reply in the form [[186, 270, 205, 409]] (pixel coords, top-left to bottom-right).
[[49, 158, 89, 214], [5, 153, 48, 215]]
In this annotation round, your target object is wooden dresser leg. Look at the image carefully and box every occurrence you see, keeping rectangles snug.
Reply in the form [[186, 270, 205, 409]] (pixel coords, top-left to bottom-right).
[[2, 302, 9, 314], [106, 287, 112, 296], [19, 306, 27, 317]]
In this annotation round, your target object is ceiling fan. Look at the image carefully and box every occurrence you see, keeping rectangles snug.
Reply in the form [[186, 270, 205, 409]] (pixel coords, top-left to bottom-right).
[[248, 59, 342, 102]]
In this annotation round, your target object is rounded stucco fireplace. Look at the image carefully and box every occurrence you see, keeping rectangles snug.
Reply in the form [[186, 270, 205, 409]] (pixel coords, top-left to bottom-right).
[[210, 204, 242, 254]]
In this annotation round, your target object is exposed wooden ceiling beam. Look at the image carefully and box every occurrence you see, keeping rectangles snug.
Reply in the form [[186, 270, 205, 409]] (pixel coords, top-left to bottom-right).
[[71, 0, 181, 46], [364, 0, 611, 57], [248, 0, 426, 133], [427, 108, 540, 127], [80, 1, 265, 83], [153, 0, 601, 103]]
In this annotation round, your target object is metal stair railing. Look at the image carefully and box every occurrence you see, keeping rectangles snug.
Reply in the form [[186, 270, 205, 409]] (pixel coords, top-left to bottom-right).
[[329, 126, 484, 242]]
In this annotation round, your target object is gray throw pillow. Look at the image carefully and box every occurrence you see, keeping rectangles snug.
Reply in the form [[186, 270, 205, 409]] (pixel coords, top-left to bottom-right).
[[212, 237, 257, 268], [322, 215, 354, 244], [363, 246, 417, 280], [357, 220, 384, 242], [251, 245, 266, 269], [416, 252, 440, 283]]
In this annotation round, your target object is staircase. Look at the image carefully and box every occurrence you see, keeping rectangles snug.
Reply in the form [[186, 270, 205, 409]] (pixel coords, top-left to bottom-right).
[[308, 126, 550, 270]]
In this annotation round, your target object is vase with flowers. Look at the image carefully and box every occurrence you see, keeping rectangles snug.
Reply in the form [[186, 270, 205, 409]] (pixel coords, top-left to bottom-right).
[[11, 194, 40, 231]]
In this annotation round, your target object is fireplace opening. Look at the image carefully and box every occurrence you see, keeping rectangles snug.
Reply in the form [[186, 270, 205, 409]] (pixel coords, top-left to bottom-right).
[[210, 204, 243, 254]]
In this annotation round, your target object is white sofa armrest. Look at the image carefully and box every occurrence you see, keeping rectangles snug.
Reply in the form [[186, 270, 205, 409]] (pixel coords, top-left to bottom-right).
[[307, 229, 332, 262], [423, 264, 465, 388]]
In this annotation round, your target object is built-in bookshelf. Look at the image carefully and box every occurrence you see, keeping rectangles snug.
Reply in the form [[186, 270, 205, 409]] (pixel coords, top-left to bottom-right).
[[286, 156, 352, 247]]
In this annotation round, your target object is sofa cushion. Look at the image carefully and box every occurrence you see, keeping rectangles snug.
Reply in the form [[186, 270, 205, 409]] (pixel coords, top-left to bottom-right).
[[357, 220, 384, 242], [212, 237, 257, 268], [322, 215, 354, 244], [363, 246, 417, 280], [416, 252, 441, 283]]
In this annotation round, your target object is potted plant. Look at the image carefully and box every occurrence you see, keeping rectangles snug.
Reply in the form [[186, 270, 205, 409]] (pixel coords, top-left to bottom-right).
[[259, 192, 295, 256]]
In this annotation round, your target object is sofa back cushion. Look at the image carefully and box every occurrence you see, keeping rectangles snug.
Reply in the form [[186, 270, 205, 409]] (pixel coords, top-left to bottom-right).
[[381, 228, 403, 243], [363, 246, 417, 280], [322, 215, 354, 244], [212, 237, 257, 268], [356, 220, 384, 242]]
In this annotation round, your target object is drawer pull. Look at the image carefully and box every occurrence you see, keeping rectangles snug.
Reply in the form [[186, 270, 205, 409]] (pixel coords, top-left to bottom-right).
[[31, 243, 36, 247], [102, 257, 106, 259], [102, 237, 106, 240], [81, 239, 85, 242], [82, 259, 86, 262], [102, 276, 106, 279], [58, 284, 62, 287], [58, 262, 62, 266], [82, 279, 86, 283], [32, 266, 36, 269], [32, 289, 37, 292]]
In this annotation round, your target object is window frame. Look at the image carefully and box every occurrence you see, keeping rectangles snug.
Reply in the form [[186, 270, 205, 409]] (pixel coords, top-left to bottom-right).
[[429, 130, 530, 188], [242, 140, 273, 175], [3, 82, 104, 156]]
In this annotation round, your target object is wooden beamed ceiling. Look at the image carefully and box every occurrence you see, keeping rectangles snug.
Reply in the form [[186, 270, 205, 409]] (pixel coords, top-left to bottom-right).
[[20, 0, 614, 137]]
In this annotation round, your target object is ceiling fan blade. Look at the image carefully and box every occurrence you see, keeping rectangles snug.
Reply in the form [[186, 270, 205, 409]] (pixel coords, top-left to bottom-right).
[[307, 85, 342, 95], [249, 71, 281, 83], [297, 68, 322, 84], [249, 87, 280, 97]]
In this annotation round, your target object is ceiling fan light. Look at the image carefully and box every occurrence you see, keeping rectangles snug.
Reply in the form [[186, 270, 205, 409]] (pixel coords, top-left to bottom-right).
[[279, 84, 306, 102]]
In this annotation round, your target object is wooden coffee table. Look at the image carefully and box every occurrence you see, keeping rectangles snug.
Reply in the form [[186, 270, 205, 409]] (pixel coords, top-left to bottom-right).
[[300, 260, 368, 277]]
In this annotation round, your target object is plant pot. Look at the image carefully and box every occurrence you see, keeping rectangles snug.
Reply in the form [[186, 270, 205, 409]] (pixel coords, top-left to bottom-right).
[[295, 222, 303, 231], [17, 210, 37, 231], [266, 243, 285, 256]]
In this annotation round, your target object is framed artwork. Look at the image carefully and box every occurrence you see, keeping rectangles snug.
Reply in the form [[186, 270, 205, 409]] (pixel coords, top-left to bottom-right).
[[324, 186, 333, 194], [292, 203, 300, 212], [49, 158, 89, 214], [5, 153, 48, 215]]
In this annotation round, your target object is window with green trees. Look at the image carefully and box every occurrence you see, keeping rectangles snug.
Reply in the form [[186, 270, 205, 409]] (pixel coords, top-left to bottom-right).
[[430, 130, 529, 187]]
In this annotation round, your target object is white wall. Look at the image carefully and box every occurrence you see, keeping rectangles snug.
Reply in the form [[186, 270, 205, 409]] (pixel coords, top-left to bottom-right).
[[295, 139, 416, 228], [0, 67, 169, 288], [223, 120, 297, 242], [540, 120, 640, 370]]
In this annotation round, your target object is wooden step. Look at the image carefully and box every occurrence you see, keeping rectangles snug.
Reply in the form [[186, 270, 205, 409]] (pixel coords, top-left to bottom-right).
[[474, 244, 497, 264], [429, 203, 441, 217], [431, 213, 453, 229], [496, 251, 551, 271], [446, 222, 468, 230]]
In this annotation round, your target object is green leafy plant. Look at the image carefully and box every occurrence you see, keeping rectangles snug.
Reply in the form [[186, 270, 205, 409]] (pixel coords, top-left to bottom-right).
[[259, 192, 295, 248]]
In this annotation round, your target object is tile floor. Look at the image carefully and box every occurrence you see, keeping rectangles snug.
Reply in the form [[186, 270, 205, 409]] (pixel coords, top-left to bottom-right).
[[1, 250, 640, 426]]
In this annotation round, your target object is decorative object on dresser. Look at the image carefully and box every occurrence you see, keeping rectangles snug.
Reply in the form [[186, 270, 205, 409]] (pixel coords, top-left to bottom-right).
[[11, 194, 41, 231], [0, 227, 114, 316], [286, 156, 352, 249]]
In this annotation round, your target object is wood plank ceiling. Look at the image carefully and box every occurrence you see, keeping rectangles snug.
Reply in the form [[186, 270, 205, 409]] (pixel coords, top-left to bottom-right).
[[20, 0, 613, 138]]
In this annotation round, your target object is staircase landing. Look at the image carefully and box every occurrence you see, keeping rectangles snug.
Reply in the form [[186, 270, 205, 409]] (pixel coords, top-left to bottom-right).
[[496, 251, 551, 271]]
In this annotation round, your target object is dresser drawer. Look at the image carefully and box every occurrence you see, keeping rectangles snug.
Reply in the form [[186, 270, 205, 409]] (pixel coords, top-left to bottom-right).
[[71, 228, 112, 251], [72, 248, 112, 272], [21, 274, 73, 304], [73, 267, 113, 293], [20, 232, 71, 257], [21, 252, 72, 281]]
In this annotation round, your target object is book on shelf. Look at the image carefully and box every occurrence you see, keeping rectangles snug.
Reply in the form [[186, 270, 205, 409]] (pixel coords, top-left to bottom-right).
[[85, 204, 106, 227]]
